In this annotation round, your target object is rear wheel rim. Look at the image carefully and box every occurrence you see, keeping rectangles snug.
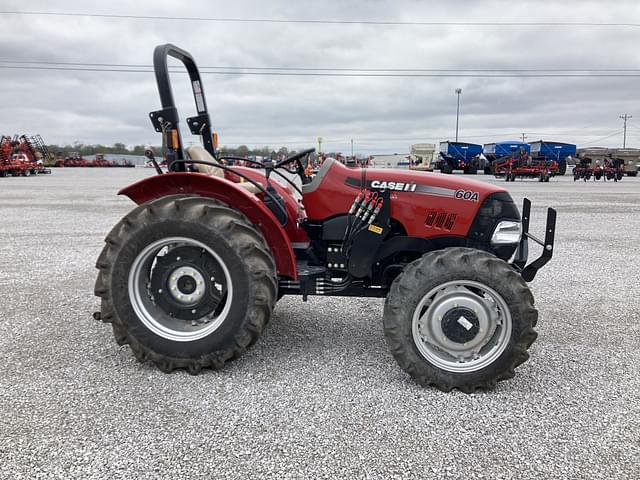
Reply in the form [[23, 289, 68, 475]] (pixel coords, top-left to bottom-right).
[[128, 236, 233, 342], [412, 280, 512, 373]]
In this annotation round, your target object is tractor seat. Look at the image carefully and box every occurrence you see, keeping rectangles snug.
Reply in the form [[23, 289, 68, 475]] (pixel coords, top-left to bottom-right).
[[186, 146, 259, 194], [301, 158, 336, 194]]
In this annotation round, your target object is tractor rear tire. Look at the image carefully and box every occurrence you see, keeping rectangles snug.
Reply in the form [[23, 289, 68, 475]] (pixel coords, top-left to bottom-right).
[[94, 195, 277, 374], [383, 247, 538, 393]]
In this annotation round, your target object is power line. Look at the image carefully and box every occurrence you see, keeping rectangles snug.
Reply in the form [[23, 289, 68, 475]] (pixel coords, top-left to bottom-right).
[[195, 130, 633, 145], [3, 65, 640, 77], [2, 11, 640, 27], [582, 130, 623, 144], [3, 60, 640, 73], [620, 114, 632, 147]]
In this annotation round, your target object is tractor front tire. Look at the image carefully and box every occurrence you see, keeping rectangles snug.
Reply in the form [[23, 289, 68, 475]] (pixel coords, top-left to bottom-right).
[[95, 195, 277, 374], [383, 248, 538, 393]]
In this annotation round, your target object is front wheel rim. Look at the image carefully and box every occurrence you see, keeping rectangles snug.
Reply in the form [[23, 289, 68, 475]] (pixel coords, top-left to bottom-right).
[[412, 280, 512, 373], [128, 236, 234, 342]]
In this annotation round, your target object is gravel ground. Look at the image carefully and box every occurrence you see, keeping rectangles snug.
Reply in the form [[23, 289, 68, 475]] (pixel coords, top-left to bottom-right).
[[0, 168, 638, 479]]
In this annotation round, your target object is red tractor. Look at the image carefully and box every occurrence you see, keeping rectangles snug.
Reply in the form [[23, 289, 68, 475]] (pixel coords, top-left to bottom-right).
[[94, 45, 556, 392]]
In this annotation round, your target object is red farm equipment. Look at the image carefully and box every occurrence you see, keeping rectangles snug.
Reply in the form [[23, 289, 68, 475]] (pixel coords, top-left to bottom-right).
[[0, 134, 51, 177], [54, 151, 92, 167], [92, 154, 136, 168], [573, 148, 624, 182], [54, 152, 136, 168], [94, 45, 557, 393], [493, 149, 558, 182]]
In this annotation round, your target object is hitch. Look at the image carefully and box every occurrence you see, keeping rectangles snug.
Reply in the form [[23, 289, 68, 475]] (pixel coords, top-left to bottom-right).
[[514, 198, 556, 282]]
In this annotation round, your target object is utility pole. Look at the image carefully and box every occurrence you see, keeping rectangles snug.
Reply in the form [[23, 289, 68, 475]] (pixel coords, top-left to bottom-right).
[[455, 88, 462, 142], [521, 133, 527, 143], [317, 136, 322, 153], [351, 138, 354, 157], [620, 114, 632, 148]]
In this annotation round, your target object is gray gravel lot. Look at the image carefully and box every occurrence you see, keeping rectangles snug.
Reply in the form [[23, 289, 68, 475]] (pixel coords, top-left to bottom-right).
[[0, 168, 638, 479]]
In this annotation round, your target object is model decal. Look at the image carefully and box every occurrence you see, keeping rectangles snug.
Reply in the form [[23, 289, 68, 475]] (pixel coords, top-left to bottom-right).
[[454, 189, 480, 202]]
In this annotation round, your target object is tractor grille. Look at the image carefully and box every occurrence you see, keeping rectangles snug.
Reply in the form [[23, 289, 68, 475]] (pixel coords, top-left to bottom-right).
[[425, 210, 457, 231]]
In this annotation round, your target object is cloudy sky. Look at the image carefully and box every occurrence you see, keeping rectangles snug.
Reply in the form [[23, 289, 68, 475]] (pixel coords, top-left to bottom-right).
[[1, 0, 640, 154]]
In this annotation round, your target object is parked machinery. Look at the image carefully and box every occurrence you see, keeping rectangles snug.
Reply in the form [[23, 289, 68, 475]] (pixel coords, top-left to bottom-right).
[[408, 143, 436, 172], [574, 148, 624, 182], [529, 140, 576, 176], [483, 141, 530, 175], [608, 148, 639, 177], [436, 141, 483, 174], [93, 44, 557, 393], [493, 147, 558, 182], [53, 151, 136, 168], [0, 134, 51, 177]]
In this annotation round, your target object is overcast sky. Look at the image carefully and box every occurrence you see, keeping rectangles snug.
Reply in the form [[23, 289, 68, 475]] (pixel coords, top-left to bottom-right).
[[1, 0, 640, 154]]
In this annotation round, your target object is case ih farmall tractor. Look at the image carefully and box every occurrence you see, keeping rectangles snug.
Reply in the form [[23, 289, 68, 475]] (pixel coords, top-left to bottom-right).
[[94, 45, 556, 392]]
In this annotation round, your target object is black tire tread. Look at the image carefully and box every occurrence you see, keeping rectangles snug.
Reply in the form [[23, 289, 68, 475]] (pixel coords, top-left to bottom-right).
[[95, 195, 277, 374], [383, 247, 538, 393]]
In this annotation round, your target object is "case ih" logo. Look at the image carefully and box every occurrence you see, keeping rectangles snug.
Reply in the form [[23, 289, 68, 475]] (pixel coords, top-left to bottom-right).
[[370, 180, 417, 192], [455, 189, 480, 201]]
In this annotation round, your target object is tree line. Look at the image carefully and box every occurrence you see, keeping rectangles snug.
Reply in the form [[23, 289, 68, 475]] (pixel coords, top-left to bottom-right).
[[45, 143, 299, 158]]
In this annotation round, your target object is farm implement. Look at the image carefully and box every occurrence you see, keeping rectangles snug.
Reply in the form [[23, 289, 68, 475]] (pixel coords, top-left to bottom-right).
[[0, 134, 51, 177], [54, 152, 135, 168], [574, 148, 624, 182], [493, 152, 559, 182]]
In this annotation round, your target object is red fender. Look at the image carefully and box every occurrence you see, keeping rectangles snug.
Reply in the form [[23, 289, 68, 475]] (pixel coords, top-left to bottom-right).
[[119, 172, 297, 279]]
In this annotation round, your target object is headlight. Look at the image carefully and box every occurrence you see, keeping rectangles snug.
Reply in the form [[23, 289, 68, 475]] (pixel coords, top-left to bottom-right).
[[491, 220, 521, 244]]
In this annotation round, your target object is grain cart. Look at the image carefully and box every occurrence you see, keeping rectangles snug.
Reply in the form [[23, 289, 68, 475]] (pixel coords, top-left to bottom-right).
[[529, 140, 576, 176], [409, 143, 436, 172], [94, 44, 557, 393], [483, 141, 530, 175], [437, 141, 483, 174]]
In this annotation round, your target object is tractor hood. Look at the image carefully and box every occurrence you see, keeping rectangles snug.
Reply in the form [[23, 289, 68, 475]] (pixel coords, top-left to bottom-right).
[[303, 160, 510, 239], [364, 167, 505, 198]]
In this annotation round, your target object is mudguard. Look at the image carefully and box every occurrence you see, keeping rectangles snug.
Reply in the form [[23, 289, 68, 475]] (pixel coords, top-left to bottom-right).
[[119, 172, 297, 279]]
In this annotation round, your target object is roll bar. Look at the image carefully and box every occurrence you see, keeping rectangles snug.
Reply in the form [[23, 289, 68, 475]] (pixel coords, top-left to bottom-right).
[[148, 44, 216, 171]]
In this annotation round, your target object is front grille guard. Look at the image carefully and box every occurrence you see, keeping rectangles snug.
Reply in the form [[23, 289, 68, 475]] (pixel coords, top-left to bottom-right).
[[513, 198, 557, 282]]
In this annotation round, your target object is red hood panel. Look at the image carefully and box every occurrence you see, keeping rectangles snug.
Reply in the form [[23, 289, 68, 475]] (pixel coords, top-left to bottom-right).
[[303, 163, 508, 238]]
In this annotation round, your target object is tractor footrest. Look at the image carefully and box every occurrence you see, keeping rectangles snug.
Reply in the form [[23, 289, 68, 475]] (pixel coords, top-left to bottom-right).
[[279, 263, 327, 300]]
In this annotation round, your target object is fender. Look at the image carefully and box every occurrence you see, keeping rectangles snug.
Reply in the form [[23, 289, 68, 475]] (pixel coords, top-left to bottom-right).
[[119, 172, 297, 279]]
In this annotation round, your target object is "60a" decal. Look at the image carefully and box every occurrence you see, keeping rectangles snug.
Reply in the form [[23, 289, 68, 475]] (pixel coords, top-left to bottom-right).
[[454, 189, 480, 201]]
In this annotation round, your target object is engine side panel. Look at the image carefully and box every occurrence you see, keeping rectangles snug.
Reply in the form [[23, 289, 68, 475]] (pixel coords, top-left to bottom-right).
[[118, 172, 298, 279], [302, 162, 508, 238]]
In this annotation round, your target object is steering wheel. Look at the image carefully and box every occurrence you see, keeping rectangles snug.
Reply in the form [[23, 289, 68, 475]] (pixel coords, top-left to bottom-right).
[[275, 147, 316, 182]]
